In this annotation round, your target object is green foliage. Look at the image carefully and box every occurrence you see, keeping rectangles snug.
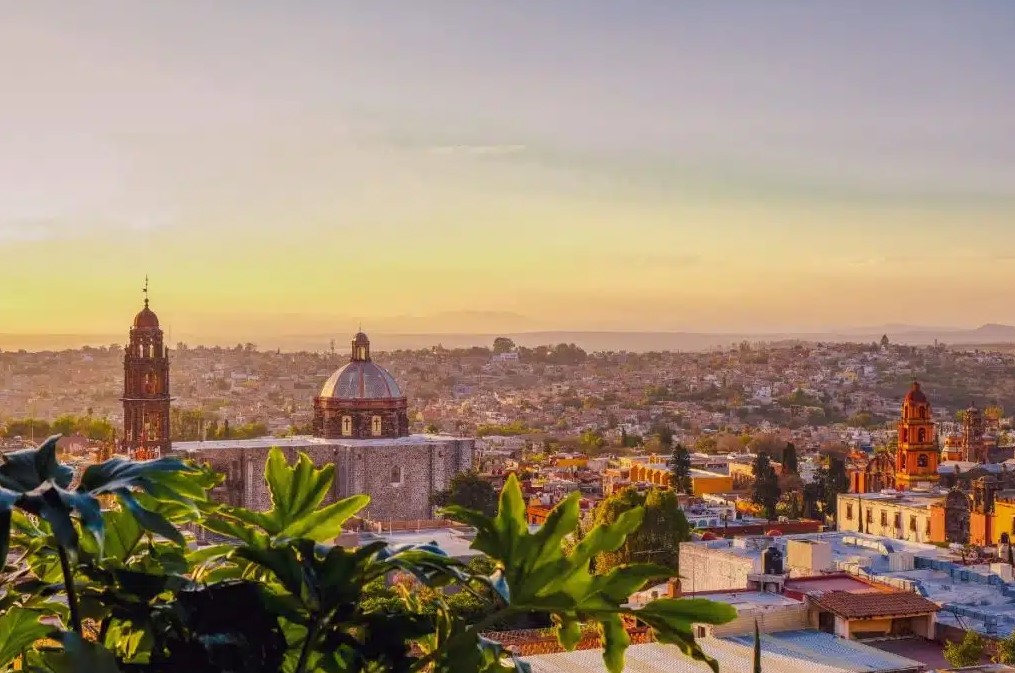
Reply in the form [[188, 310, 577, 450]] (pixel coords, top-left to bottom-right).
[[476, 421, 533, 437], [995, 629, 1015, 664], [580, 487, 690, 574], [670, 444, 692, 495], [944, 630, 985, 668], [782, 442, 798, 474], [579, 430, 606, 453], [2, 416, 115, 441], [444, 477, 732, 673], [492, 337, 516, 355], [0, 439, 733, 673], [431, 471, 499, 517], [750, 453, 780, 521]]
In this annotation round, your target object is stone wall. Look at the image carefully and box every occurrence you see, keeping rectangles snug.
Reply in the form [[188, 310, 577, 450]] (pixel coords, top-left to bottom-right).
[[175, 436, 475, 529]]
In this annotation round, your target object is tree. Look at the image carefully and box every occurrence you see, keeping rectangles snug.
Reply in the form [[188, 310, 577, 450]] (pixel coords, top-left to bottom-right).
[[751, 453, 781, 520], [944, 630, 985, 668], [819, 455, 849, 519], [994, 630, 1015, 664], [671, 444, 692, 495], [584, 487, 691, 574], [579, 429, 606, 453], [695, 436, 718, 454], [782, 442, 798, 474], [430, 470, 498, 517], [651, 423, 674, 449], [0, 437, 735, 673], [424, 422, 441, 434], [492, 337, 516, 354]]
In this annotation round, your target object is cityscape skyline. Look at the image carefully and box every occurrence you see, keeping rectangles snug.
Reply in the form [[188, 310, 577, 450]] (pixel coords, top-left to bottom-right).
[[2, 2, 1014, 339]]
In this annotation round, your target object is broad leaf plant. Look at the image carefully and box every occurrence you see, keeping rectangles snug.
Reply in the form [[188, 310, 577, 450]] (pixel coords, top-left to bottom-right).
[[0, 437, 733, 673]]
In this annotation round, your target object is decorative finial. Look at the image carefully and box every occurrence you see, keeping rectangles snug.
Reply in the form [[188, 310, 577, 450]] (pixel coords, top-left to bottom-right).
[[143, 275, 149, 308]]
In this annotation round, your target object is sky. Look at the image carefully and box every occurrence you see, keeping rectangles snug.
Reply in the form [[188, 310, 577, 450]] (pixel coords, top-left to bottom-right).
[[1, 2, 1014, 343]]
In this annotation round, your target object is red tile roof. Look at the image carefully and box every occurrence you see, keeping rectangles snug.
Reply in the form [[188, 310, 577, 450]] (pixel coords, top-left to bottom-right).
[[811, 590, 940, 619]]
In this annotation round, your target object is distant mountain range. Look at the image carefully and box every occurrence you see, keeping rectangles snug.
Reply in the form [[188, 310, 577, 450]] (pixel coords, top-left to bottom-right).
[[4, 323, 1015, 353]]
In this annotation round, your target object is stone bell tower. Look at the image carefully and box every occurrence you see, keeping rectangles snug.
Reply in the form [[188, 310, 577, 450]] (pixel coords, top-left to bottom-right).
[[121, 278, 171, 459]]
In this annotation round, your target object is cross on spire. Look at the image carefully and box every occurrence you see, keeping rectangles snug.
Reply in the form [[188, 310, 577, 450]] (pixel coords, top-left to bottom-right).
[[143, 275, 149, 307]]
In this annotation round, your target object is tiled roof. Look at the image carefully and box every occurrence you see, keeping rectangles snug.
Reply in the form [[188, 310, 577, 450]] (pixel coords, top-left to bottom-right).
[[811, 590, 940, 619]]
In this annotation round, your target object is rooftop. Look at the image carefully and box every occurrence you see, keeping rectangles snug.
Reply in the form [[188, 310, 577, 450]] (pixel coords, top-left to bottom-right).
[[524, 631, 922, 673], [810, 590, 940, 619]]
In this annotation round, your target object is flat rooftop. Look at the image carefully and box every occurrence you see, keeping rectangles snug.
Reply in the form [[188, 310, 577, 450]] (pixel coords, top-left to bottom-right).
[[524, 630, 922, 673]]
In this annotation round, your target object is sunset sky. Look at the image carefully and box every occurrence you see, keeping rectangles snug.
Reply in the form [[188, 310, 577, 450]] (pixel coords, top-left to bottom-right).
[[2, 2, 1014, 343]]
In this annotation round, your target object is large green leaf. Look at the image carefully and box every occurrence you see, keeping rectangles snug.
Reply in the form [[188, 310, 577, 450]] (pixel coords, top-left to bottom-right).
[[441, 474, 735, 673], [625, 598, 737, 673], [262, 448, 337, 533], [45, 632, 121, 673], [0, 435, 73, 492], [0, 608, 51, 667], [284, 494, 369, 541], [77, 455, 195, 494], [115, 489, 185, 545], [0, 488, 19, 568]]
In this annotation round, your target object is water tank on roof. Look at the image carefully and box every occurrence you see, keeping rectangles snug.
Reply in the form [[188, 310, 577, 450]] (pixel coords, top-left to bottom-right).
[[763, 546, 784, 575]]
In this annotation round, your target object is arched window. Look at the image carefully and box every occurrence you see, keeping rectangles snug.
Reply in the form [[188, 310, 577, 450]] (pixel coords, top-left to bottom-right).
[[917, 454, 928, 468], [919, 406, 926, 419], [918, 428, 926, 443], [391, 466, 403, 485], [371, 416, 382, 437], [341, 416, 353, 436], [144, 372, 158, 395], [901, 428, 909, 443]]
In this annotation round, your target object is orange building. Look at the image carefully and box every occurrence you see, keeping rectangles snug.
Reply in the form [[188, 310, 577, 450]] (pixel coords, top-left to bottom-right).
[[894, 382, 939, 490]]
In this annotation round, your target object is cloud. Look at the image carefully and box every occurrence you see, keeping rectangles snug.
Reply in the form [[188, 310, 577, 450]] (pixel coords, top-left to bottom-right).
[[426, 144, 527, 157], [0, 215, 170, 244]]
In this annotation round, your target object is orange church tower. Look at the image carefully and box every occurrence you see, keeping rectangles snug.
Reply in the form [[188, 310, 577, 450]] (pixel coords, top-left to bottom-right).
[[895, 381, 939, 490]]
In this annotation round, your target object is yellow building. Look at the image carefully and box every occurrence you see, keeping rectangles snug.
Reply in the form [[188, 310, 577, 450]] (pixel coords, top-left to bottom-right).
[[992, 492, 1015, 544], [690, 469, 734, 496]]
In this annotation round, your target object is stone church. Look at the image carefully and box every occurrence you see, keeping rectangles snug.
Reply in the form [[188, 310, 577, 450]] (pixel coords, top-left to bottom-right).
[[117, 299, 475, 523]]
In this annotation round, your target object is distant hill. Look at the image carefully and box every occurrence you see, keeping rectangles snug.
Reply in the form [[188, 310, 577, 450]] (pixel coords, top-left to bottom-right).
[[4, 323, 1015, 353]]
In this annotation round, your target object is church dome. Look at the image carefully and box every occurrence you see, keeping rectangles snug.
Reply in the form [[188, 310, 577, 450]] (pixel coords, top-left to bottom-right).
[[133, 301, 160, 329], [319, 361, 403, 400], [904, 381, 927, 404]]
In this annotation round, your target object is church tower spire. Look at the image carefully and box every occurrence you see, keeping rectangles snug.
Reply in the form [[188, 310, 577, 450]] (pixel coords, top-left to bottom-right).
[[121, 280, 171, 459], [895, 381, 939, 489]]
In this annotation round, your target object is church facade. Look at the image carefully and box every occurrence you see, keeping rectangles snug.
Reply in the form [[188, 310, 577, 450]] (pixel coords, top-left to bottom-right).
[[170, 332, 474, 522]]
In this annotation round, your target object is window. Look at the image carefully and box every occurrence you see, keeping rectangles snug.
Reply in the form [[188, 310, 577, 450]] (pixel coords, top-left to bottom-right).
[[846, 504, 854, 520], [341, 416, 353, 436], [866, 509, 873, 524], [919, 406, 926, 419], [910, 516, 917, 532], [880, 511, 888, 526], [895, 514, 901, 528], [371, 416, 382, 437], [918, 428, 927, 443], [901, 428, 908, 443], [917, 454, 928, 468], [391, 466, 403, 485], [925, 520, 931, 535]]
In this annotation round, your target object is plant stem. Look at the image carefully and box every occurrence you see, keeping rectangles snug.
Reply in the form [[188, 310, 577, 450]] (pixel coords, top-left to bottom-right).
[[57, 545, 82, 635], [293, 614, 320, 673]]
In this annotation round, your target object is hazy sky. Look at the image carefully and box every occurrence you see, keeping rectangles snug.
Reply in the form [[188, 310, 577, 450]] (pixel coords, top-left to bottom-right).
[[2, 2, 1014, 341]]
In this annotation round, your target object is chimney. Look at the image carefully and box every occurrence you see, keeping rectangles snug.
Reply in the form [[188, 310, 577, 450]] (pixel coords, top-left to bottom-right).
[[667, 578, 682, 598]]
